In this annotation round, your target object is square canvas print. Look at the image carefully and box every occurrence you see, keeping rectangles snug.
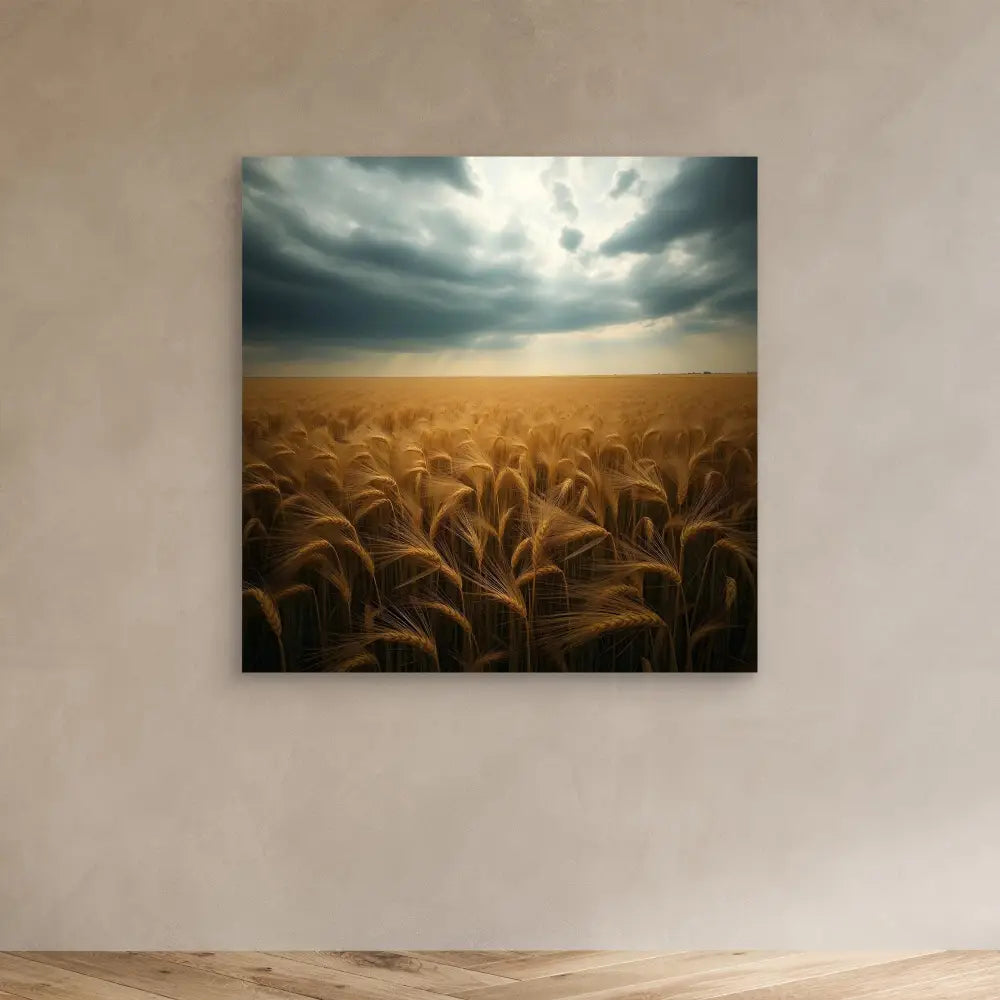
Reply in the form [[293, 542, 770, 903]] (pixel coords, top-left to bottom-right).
[[243, 156, 757, 672]]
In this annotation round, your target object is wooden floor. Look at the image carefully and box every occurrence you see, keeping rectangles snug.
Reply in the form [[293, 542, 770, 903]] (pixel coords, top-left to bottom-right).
[[2, 951, 1000, 999]]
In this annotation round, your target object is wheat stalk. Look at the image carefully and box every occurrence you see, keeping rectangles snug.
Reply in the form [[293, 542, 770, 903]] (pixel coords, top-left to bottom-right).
[[243, 482, 281, 501], [469, 556, 527, 620], [515, 563, 565, 589], [724, 576, 738, 611], [680, 518, 728, 547], [243, 587, 281, 637], [468, 650, 508, 672], [413, 599, 474, 636], [429, 483, 473, 539], [495, 465, 529, 503], [510, 536, 532, 570], [359, 607, 440, 668], [355, 496, 391, 522], [273, 582, 312, 602], [542, 604, 665, 651], [243, 586, 287, 671]]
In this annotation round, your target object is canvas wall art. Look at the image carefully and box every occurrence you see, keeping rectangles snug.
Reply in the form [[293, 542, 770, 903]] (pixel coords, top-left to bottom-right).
[[242, 156, 757, 672]]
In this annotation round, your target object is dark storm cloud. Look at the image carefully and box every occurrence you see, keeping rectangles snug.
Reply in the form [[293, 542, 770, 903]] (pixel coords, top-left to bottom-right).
[[603, 157, 757, 331], [627, 221, 757, 331], [601, 157, 756, 256], [242, 160, 628, 351], [242, 157, 757, 360], [711, 286, 757, 317], [608, 167, 639, 199], [559, 227, 584, 252], [551, 181, 578, 221], [345, 156, 480, 194]]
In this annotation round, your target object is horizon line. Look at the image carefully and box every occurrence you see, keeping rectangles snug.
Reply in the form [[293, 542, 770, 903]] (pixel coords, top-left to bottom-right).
[[243, 371, 758, 379]]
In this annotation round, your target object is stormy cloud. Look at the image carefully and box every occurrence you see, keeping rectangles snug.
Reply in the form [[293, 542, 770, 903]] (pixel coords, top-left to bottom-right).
[[242, 156, 757, 375], [551, 181, 578, 221], [344, 156, 480, 194], [600, 157, 756, 256], [609, 167, 639, 199], [559, 226, 584, 252]]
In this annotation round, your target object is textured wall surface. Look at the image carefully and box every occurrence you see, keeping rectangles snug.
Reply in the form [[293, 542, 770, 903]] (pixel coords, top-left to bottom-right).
[[2, 0, 999, 948]]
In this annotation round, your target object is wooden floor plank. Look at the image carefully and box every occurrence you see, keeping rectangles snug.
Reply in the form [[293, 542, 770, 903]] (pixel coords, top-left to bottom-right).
[[416, 955, 552, 973], [542, 952, 942, 1000], [468, 954, 666, 981], [158, 951, 456, 1000], [0, 954, 167, 1000], [467, 952, 936, 1000], [271, 952, 516, 993], [14, 952, 314, 1000], [658, 953, 954, 1000], [715, 952, 1000, 999], [445, 952, 788, 1000]]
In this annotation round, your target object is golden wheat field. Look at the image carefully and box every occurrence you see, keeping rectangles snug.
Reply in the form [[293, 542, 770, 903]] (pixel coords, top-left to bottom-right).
[[242, 374, 757, 672]]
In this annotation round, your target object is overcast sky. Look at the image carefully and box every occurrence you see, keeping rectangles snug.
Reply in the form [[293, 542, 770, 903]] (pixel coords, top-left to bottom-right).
[[243, 156, 756, 377]]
